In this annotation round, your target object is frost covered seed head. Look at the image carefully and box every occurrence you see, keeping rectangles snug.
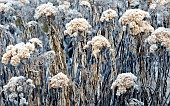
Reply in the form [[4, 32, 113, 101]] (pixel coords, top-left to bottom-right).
[[34, 2, 57, 19], [145, 27, 170, 52], [64, 18, 91, 36], [119, 9, 154, 35], [111, 73, 138, 96], [83, 35, 112, 57], [49, 72, 69, 88], [100, 9, 118, 22]]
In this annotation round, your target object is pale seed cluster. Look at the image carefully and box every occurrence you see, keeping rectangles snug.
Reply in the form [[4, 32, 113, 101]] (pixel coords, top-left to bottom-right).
[[100, 9, 118, 22], [145, 27, 170, 52], [34, 2, 57, 19], [111, 73, 138, 96], [119, 9, 154, 35], [26, 21, 38, 28], [83, 35, 113, 57], [64, 18, 91, 37], [2, 38, 42, 66], [3, 76, 35, 104], [49, 72, 69, 88]]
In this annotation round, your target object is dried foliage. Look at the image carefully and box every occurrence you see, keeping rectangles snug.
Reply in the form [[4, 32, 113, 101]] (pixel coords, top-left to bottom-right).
[[0, 0, 169, 106]]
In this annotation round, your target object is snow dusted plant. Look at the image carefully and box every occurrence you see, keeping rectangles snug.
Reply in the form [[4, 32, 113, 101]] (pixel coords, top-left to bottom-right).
[[145, 27, 170, 53], [64, 18, 92, 37], [3, 76, 35, 105], [83, 35, 113, 58], [49, 72, 69, 88], [111, 73, 138, 96], [34, 2, 57, 19], [1, 38, 42, 66], [119, 9, 154, 35], [100, 9, 118, 22]]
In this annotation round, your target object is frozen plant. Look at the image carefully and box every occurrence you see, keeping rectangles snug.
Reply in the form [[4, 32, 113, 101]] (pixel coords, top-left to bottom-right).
[[100, 9, 118, 22], [34, 2, 57, 19], [111, 73, 138, 96], [80, 1, 91, 8], [64, 18, 92, 37], [145, 27, 170, 52], [49, 72, 69, 88], [2, 38, 42, 66], [3, 76, 35, 104], [83, 35, 113, 57], [119, 9, 154, 35]]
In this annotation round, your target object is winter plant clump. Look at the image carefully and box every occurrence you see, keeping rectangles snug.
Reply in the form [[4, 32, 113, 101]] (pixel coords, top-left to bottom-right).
[[111, 73, 138, 96], [2, 76, 35, 105], [119, 9, 154, 35], [49, 72, 69, 88], [64, 18, 92, 37], [100, 9, 118, 22], [0, 0, 169, 106], [145, 27, 170, 52], [2, 38, 42, 66]]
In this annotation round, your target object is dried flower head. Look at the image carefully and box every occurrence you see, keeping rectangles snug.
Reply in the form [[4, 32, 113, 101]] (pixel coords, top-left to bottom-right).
[[29, 38, 42, 47], [34, 2, 57, 19], [80, 1, 91, 8], [3, 76, 35, 103], [49, 72, 69, 88], [64, 18, 91, 36], [145, 27, 170, 52], [83, 35, 113, 57], [100, 9, 118, 22], [119, 9, 154, 35], [2, 38, 42, 66], [111, 73, 138, 96]]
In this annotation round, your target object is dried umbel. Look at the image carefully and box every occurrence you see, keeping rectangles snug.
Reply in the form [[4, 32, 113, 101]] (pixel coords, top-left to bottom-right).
[[100, 9, 118, 22], [111, 73, 138, 96], [49, 72, 69, 88], [80, 1, 91, 8], [3, 76, 35, 104], [157, 0, 169, 5], [119, 9, 154, 35], [145, 27, 170, 52], [34, 2, 57, 19], [83, 35, 113, 57], [64, 18, 92, 37], [2, 38, 42, 66]]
